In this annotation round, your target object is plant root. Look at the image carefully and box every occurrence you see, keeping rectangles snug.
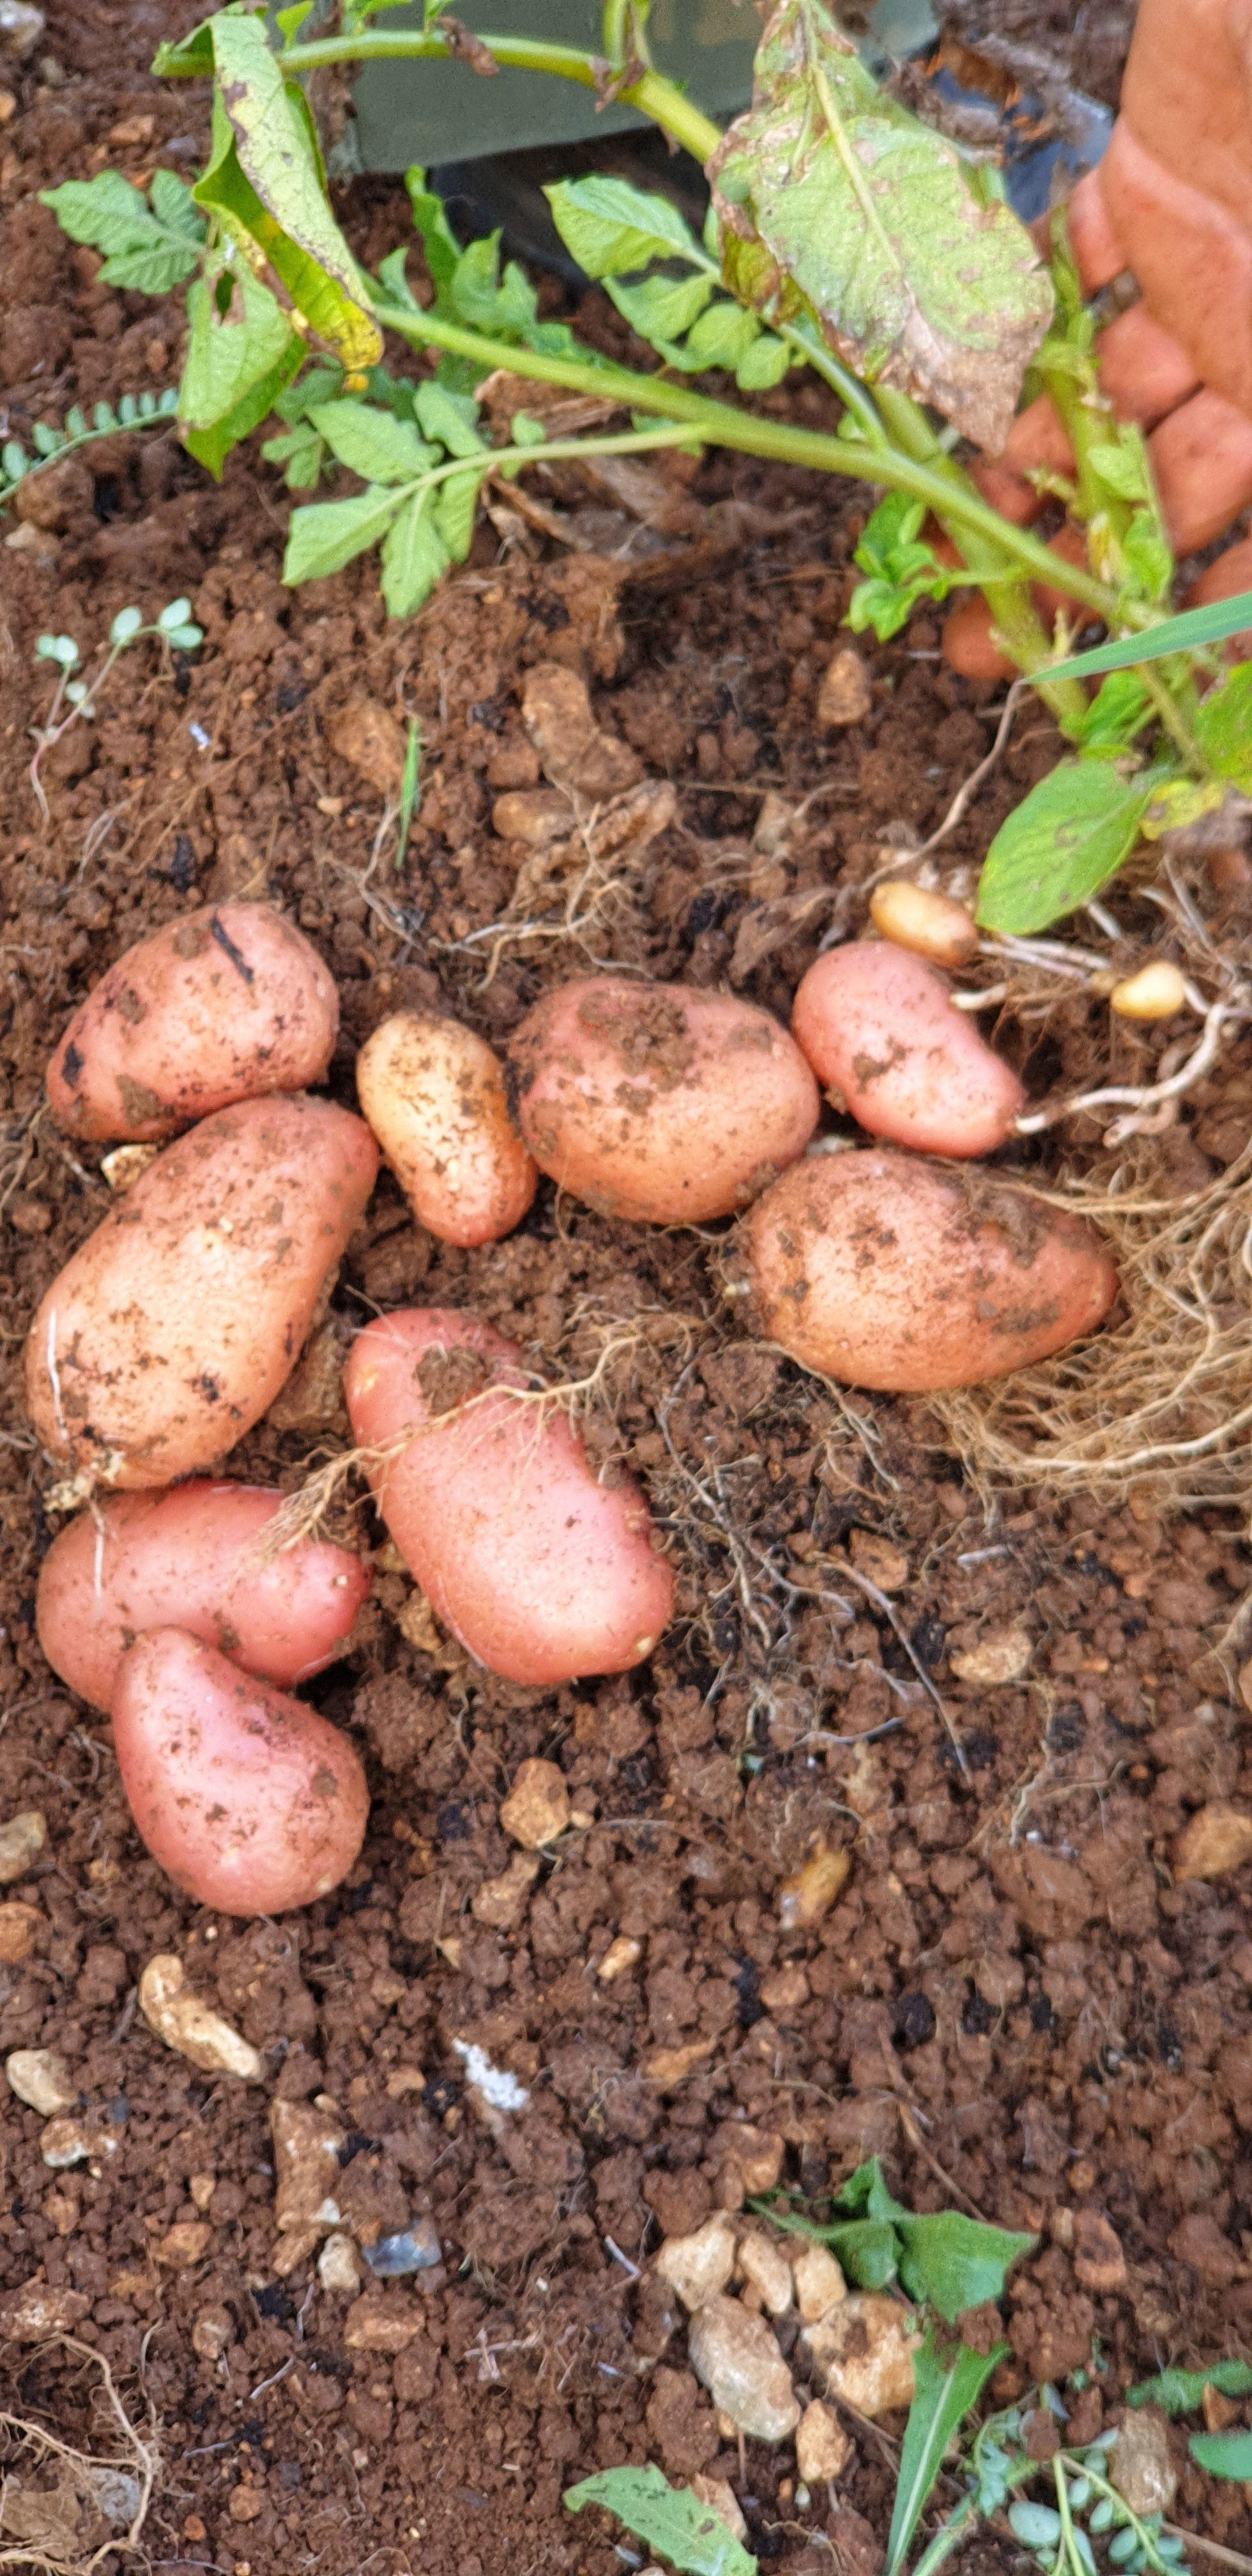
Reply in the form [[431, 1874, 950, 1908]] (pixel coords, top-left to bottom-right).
[[929, 1139, 1252, 1515], [0, 2337, 159, 2576]]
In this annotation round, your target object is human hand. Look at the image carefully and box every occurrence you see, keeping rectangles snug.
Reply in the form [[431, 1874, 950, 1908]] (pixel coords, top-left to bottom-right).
[[942, 0, 1252, 676]]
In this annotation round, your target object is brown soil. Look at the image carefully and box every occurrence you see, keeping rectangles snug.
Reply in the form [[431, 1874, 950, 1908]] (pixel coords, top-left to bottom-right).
[[6, 8, 1252, 2576]]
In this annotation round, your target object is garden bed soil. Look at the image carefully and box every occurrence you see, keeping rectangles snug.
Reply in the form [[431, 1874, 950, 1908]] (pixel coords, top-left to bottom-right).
[[6, 7, 1252, 2576]]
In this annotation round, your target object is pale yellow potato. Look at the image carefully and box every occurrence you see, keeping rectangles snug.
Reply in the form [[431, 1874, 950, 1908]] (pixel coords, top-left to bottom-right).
[[742, 1149, 1118, 1391], [25, 1094, 378, 1489], [356, 1011, 537, 1247]]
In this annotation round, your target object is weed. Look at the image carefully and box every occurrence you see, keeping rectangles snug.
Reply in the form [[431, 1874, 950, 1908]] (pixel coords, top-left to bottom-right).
[[29, 599, 204, 824]]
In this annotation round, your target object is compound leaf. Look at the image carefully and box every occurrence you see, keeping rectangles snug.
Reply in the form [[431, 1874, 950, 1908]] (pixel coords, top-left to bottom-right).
[[708, 0, 1053, 448], [40, 168, 205, 295], [975, 758, 1161, 934], [565, 2464, 756, 2576]]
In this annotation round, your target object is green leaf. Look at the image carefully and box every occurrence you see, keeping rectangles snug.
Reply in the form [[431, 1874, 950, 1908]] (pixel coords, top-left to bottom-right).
[[565, 2464, 756, 2576], [1008, 2504, 1064, 2549], [607, 269, 716, 345], [380, 482, 450, 617], [276, 0, 314, 34], [1088, 437, 1151, 503], [1044, 594, 1252, 682], [180, 259, 302, 470], [707, 0, 1053, 449], [888, 2338, 1004, 2576], [684, 301, 761, 371], [1193, 664, 1252, 789], [896, 2214, 1035, 2324], [975, 759, 1160, 935], [404, 165, 463, 300], [151, 13, 220, 79], [1076, 670, 1152, 755], [1122, 506, 1173, 606], [435, 465, 484, 564], [735, 331, 791, 390], [197, 12, 383, 380], [413, 379, 484, 458], [1129, 2361, 1252, 2418], [40, 169, 204, 295], [546, 172, 704, 278], [308, 398, 436, 482], [1140, 776, 1228, 839], [282, 484, 406, 586], [261, 422, 326, 487], [510, 412, 547, 448], [273, 363, 342, 424], [378, 243, 422, 312], [1189, 2432, 1252, 2482]]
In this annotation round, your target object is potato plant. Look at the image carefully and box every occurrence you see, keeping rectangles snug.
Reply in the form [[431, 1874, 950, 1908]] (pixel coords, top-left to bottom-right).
[[33, 0, 1252, 937]]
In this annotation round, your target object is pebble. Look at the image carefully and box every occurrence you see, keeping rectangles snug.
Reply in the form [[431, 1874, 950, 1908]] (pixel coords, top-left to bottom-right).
[[791, 2241, 848, 2324], [470, 1851, 542, 1929], [654, 2214, 737, 2312], [948, 1620, 1033, 1684], [499, 1757, 570, 1849], [0, 1903, 42, 1964], [325, 693, 407, 796], [1173, 1804, 1252, 1881], [192, 2306, 234, 2359], [816, 647, 872, 728], [344, 2296, 420, 2352], [101, 1143, 159, 1193], [363, 2221, 441, 2276], [1110, 2408, 1177, 2517], [687, 2294, 801, 2442], [777, 1844, 850, 1929], [796, 2397, 853, 2484], [139, 1954, 263, 2080], [318, 2233, 362, 2296], [42, 2115, 119, 2169], [271, 2098, 345, 2235], [1110, 962, 1187, 1021], [737, 2230, 794, 2317], [5, 2049, 77, 2116], [1072, 2209, 1127, 2294], [0, 2281, 89, 2341], [154, 2221, 213, 2268], [848, 1528, 910, 1592], [717, 2123, 785, 2198], [802, 2294, 921, 2417], [0, 1809, 46, 1885], [687, 2476, 748, 2543], [597, 1932, 643, 1983]]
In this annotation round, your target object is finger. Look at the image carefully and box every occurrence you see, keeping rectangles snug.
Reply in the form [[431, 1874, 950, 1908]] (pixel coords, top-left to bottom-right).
[[970, 392, 1077, 527], [1184, 535, 1252, 656], [1149, 387, 1252, 551], [1064, 166, 1128, 293], [940, 596, 1016, 680], [1094, 303, 1200, 427], [1121, 0, 1252, 234], [1101, 119, 1252, 418]]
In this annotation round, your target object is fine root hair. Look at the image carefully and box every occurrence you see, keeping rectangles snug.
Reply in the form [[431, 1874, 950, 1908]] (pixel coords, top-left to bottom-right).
[[929, 1140, 1252, 1515], [0, 2338, 159, 2576]]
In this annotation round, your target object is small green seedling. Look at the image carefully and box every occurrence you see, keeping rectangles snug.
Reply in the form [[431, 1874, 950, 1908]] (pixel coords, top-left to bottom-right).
[[1127, 2358, 1252, 2487], [30, 597, 204, 822], [1, 387, 181, 514]]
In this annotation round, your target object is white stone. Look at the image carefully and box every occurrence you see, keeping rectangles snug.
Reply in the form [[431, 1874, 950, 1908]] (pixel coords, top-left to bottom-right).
[[653, 2213, 737, 2313], [792, 2241, 848, 2324], [688, 2476, 748, 2542], [687, 2294, 800, 2443], [138, 1955, 262, 2080], [5, 2049, 77, 2116], [736, 2229, 794, 2317], [318, 2233, 362, 2296], [0, 1810, 45, 1885], [796, 2398, 852, 2484], [802, 2294, 921, 2418]]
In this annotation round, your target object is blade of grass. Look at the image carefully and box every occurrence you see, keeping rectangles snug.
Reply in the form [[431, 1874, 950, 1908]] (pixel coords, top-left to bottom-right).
[[886, 2336, 1005, 2576], [1043, 592, 1252, 682], [395, 715, 422, 873]]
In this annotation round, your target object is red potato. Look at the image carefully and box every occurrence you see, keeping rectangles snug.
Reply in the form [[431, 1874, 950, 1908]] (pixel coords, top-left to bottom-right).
[[356, 1010, 537, 1248], [47, 903, 339, 1144], [344, 1308, 673, 1685], [36, 1483, 370, 1713], [1187, 536, 1252, 654], [25, 1094, 378, 1490], [506, 976, 818, 1225], [740, 1150, 1118, 1392], [112, 1629, 369, 1915], [791, 946, 1024, 1158]]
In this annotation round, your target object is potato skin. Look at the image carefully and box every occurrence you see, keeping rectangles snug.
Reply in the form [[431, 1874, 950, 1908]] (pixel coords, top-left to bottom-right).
[[507, 976, 819, 1223], [344, 1308, 673, 1684], [111, 1629, 369, 1915], [356, 1011, 537, 1248], [36, 1483, 370, 1713], [25, 1094, 378, 1489], [742, 1150, 1118, 1391], [791, 946, 1024, 1158], [47, 903, 339, 1143]]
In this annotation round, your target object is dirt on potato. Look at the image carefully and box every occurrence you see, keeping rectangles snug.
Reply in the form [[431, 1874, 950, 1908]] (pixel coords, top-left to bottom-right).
[[8, 7, 1252, 2576]]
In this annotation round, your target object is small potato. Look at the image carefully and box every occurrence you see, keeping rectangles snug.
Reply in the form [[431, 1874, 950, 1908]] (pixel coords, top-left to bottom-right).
[[791, 946, 1023, 1158], [47, 903, 339, 1143], [26, 1094, 378, 1490], [37, 1483, 370, 1712], [741, 1149, 1117, 1391], [507, 976, 818, 1224], [356, 1011, 537, 1247], [345, 1308, 673, 1684], [111, 1629, 369, 1915]]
